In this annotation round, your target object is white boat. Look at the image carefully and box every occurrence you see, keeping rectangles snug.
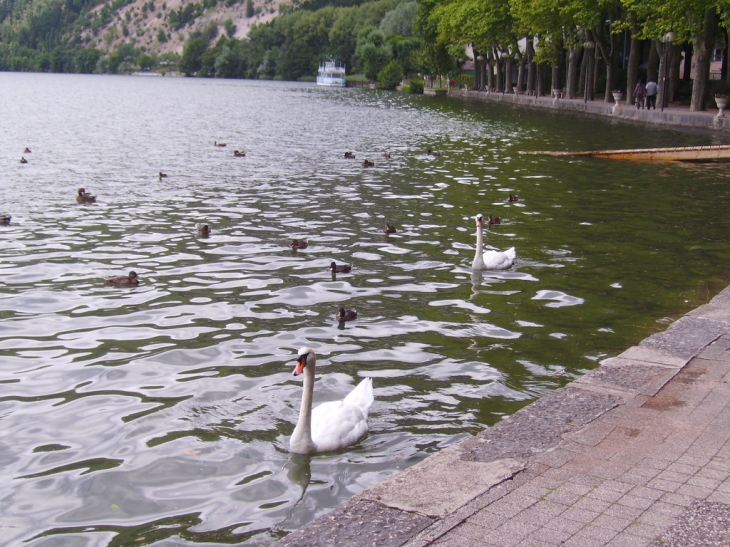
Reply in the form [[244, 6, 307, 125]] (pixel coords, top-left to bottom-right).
[[317, 58, 346, 87]]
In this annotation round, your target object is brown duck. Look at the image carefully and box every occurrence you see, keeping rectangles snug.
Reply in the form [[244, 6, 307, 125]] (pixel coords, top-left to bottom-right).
[[383, 223, 396, 234], [76, 188, 97, 204], [337, 307, 357, 322], [330, 262, 352, 273], [104, 271, 139, 286], [291, 239, 308, 250]]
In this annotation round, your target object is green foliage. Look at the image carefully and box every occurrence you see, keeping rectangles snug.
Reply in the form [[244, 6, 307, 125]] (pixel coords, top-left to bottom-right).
[[355, 25, 391, 80], [405, 76, 423, 93], [157, 28, 167, 42], [224, 18, 237, 37], [376, 58, 402, 88], [378, 1, 416, 36], [73, 47, 101, 73], [246, 0, 254, 17], [180, 35, 209, 75]]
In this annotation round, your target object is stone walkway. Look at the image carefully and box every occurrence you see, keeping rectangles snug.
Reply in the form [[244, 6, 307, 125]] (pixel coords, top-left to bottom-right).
[[451, 90, 730, 134], [275, 286, 730, 546]]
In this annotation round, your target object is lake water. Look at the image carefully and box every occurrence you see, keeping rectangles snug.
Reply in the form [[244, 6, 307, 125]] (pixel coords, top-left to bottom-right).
[[2, 73, 730, 547]]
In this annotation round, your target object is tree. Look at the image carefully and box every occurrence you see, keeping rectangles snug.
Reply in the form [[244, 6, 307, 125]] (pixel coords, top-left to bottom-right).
[[379, 1, 417, 36], [224, 18, 237, 38], [376, 58, 403, 88], [246, 0, 255, 18], [180, 35, 209, 75], [355, 26, 392, 80]]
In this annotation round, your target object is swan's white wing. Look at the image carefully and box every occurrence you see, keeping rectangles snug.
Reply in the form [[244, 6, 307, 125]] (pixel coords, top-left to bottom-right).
[[483, 247, 515, 270], [343, 377, 373, 416], [310, 401, 369, 453]]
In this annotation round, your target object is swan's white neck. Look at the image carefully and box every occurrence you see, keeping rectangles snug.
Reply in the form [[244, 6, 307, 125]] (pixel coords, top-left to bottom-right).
[[290, 361, 316, 454], [473, 223, 485, 269]]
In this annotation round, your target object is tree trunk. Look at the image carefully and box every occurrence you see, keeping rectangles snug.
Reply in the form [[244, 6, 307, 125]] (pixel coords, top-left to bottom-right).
[[566, 46, 582, 99], [669, 44, 682, 103], [551, 63, 560, 93], [578, 47, 587, 97], [691, 7, 717, 111], [626, 12, 640, 105], [505, 57, 513, 91], [495, 56, 503, 92], [647, 40, 659, 82], [526, 37, 536, 94], [486, 50, 494, 90]]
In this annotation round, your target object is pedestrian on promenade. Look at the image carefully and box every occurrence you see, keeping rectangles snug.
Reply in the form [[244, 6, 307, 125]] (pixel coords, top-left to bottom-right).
[[634, 80, 646, 109], [645, 79, 658, 109]]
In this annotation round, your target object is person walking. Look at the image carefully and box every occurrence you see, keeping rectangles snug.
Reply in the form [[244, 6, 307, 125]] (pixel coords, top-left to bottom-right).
[[645, 79, 658, 110], [634, 80, 646, 109]]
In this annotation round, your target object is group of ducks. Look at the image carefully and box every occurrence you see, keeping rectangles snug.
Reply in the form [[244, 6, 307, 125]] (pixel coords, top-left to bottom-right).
[[19, 147, 31, 164], [215, 140, 246, 157], [344, 148, 440, 169]]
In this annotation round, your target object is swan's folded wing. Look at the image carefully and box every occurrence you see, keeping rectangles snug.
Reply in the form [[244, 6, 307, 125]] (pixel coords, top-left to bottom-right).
[[343, 377, 374, 415], [311, 401, 368, 452]]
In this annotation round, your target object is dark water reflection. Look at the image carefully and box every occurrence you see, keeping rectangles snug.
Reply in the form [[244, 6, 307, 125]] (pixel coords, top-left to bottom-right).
[[1, 73, 730, 546]]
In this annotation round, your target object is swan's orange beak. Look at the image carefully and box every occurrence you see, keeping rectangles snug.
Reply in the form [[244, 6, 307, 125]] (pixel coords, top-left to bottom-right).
[[293, 354, 307, 376]]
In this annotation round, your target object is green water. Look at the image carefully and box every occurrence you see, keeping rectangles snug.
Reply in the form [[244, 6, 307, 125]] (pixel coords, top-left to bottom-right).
[[0, 74, 729, 546]]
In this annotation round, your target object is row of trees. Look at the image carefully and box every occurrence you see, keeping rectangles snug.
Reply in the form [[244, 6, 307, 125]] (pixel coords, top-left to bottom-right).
[[177, 0, 419, 84], [419, 0, 730, 110]]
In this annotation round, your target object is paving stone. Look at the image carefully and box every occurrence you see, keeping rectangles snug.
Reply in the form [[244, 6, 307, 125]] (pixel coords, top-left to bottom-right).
[[461, 388, 618, 464], [523, 525, 575, 545], [648, 500, 730, 546], [605, 533, 653, 547], [639, 316, 728, 361], [575, 359, 680, 397], [275, 500, 434, 547]]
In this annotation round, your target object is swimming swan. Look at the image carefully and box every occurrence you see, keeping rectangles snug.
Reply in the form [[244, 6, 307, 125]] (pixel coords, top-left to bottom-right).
[[472, 213, 515, 270], [289, 347, 374, 455]]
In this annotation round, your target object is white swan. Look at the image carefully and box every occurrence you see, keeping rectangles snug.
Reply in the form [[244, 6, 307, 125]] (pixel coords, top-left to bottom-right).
[[472, 213, 516, 270], [289, 347, 374, 454]]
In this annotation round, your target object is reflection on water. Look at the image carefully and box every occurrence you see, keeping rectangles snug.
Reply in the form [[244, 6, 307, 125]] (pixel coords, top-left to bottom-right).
[[1, 73, 730, 546]]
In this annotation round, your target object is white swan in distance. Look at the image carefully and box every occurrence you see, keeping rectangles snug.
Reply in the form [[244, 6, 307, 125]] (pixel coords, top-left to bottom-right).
[[289, 347, 374, 455], [472, 213, 516, 270]]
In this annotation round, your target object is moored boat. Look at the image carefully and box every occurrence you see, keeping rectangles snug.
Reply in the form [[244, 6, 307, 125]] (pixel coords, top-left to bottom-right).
[[317, 57, 346, 87]]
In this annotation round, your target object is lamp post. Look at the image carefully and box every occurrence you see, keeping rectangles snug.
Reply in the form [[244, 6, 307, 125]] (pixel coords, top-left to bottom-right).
[[583, 41, 595, 104], [458, 58, 464, 91], [660, 31, 675, 111], [476, 55, 484, 91]]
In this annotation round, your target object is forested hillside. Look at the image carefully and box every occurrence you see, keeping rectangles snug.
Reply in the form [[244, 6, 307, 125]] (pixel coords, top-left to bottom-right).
[[0, 0, 425, 86]]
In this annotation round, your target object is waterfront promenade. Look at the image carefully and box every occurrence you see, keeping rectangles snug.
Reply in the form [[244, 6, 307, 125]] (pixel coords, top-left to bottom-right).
[[275, 285, 730, 546], [449, 89, 730, 135]]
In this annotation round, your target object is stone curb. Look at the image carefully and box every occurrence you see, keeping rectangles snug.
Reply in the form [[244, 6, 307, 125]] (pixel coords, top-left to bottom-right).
[[450, 90, 730, 134], [275, 285, 730, 547]]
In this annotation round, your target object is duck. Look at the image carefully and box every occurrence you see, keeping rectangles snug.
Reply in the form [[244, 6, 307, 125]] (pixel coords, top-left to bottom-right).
[[472, 214, 516, 270], [23, 147, 31, 154], [344, 151, 356, 159], [336, 307, 358, 322], [508, 194, 519, 202], [234, 150, 246, 157], [383, 223, 396, 234], [158, 171, 168, 179], [104, 271, 139, 285], [196, 223, 211, 236], [214, 141, 227, 147], [76, 188, 97, 204], [330, 262, 352, 274], [427, 149, 441, 157], [0, 215, 11, 225], [20, 157, 27, 164], [488, 214, 502, 226], [289, 347, 373, 454], [291, 239, 308, 250], [382, 152, 391, 159], [362, 159, 374, 168]]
